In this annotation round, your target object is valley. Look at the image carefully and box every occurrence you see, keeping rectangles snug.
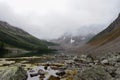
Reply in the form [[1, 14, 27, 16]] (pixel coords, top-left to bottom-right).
[[0, 11, 120, 80]]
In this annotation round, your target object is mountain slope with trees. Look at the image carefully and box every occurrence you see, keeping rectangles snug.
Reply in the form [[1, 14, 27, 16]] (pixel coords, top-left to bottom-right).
[[0, 21, 54, 52]]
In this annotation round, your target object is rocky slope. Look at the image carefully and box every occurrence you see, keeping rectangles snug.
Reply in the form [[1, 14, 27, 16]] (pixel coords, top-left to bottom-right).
[[0, 52, 120, 80], [0, 21, 52, 50], [77, 13, 120, 56], [88, 13, 120, 46]]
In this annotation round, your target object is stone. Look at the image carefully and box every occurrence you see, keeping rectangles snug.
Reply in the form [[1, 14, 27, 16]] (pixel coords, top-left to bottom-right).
[[0, 65, 28, 80], [101, 52, 120, 66], [105, 66, 117, 78], [101, 59, 109, 65], [30, 69, 46, 77], [78, 66, 112, 80], [115, 68, 120, 78], [65, 60, 74, 64], [39, 74, 45, 79], [56, 70, 66, 76], [0, 60, 15, 66], [66, 69, 78, 76], [30, 73, 39, 77], [48, 75, 60, 80], [79, 54, 94, 63], [38, 69, 46, 75], [94, 60, 99, 64]]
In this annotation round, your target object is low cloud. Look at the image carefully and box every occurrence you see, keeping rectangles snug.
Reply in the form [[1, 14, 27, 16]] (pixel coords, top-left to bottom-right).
[[0, 0, 119, 39]]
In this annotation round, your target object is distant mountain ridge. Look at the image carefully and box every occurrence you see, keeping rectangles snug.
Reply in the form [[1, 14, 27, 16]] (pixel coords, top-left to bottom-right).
[[0, 21, 53, 51], [51, 33, 95, 51]]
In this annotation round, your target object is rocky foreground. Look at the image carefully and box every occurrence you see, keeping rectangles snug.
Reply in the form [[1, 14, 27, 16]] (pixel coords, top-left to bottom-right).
[[0, 52, 120, 80]]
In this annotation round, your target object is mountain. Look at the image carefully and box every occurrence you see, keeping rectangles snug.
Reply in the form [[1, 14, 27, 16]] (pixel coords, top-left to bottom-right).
[[83, 13, 120, 56], [53, 33, 94, 46], [51, 33, 95, 53], [0, 21, 53, 52], [88, 13, 120, 46]]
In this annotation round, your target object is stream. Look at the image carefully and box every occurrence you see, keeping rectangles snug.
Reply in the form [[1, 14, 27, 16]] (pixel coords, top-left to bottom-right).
[[27, 66, 59, 80]]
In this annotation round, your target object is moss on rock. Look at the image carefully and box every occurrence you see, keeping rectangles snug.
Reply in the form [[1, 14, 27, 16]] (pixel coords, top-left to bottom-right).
[[0, 65, 28, 80]]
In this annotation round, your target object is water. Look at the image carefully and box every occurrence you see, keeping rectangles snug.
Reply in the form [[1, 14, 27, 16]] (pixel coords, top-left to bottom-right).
[[27, 66, 59, 80], [0, 50, 57, 58]]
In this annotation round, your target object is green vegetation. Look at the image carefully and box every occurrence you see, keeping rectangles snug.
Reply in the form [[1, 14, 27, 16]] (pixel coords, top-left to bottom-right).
[[0, 41, 9, 57], [0, 49, 57, 58], [0, 29, 47, 50], [0, 21, 55, 54], [0, 41, 4, 50]]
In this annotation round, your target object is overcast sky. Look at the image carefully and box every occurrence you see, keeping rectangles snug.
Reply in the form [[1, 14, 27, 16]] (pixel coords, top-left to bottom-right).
[[0, 0, 120, 39]]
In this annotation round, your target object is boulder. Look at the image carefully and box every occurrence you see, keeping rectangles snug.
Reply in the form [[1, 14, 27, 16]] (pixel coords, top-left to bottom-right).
[[78, 66, 112, 80], [79, 55, 94, 63], [0, 66, 28, 80], [101, 52, 120, 65]]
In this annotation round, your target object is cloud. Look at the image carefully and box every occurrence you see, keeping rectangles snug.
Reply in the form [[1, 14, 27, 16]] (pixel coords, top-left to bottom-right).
[[0, 0, 119, 39]]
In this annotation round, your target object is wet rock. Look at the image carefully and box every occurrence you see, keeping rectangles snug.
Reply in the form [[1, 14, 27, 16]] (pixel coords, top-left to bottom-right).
[[39, 74, 45, 80], [56, 70, 66, 76], [0, 65, 28, 80], [51, 66, 60, 70], [48, 75, 60, 80], [51, 66, 66, 70], [30, 69, 45, 77], [78, 66, 112, 80], [38, 69, 46, 75], [30, 73, 39, 77], [28, 68, 35, 73]]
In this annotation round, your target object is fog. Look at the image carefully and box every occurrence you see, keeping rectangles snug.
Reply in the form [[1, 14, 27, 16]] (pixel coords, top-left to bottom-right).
[[0, 0, 120, 39]]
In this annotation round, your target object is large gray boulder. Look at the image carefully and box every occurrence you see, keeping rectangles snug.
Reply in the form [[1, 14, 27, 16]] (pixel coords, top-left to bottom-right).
[[0, 66, 28, 80], [78, 66, 112, 80]]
